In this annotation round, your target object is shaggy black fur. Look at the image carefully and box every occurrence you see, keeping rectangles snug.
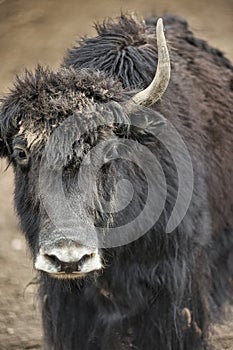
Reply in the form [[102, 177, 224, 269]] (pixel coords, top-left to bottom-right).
[[0, 14, 233, 350]]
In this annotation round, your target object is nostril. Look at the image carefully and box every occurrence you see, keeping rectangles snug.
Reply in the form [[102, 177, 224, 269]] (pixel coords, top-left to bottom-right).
[[44, 254, 62, 272], [45, 254, 61, 265], [78, 254, 91, 266]]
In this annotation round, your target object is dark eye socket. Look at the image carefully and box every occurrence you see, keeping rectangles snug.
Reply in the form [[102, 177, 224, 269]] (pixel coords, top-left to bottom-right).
[[13, 147, 29, 164], [18, 150, 27, 159]]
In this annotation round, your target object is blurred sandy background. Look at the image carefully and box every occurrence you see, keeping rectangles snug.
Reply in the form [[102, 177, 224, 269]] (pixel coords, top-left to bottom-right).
[[0, 1, 232, 349]]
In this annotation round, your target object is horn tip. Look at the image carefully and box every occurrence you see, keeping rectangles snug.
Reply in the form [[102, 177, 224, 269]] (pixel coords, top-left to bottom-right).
[[157, 18, 164, 30]]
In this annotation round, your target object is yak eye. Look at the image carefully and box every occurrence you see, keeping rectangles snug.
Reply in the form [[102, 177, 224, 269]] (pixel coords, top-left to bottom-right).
[[13, 146, 29, 165]]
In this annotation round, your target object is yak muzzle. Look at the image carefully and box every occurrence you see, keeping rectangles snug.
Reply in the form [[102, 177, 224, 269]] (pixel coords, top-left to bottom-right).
[[35, 239, 102, 279]]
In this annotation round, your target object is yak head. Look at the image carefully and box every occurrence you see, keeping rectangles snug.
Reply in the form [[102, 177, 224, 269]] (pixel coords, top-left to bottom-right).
[[0, 19, 171, 280]]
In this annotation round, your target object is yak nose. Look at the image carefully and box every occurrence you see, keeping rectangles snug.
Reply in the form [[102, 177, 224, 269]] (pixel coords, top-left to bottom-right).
[[35, 240, 102, 277], [45, 253, 92, 273]]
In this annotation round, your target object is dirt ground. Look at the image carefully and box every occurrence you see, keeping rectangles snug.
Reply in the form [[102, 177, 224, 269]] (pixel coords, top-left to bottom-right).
[[0, 1, 232, 349]]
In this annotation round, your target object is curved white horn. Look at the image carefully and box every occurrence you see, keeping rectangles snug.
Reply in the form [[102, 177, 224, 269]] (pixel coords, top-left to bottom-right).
[[132, 18, 171, 106]]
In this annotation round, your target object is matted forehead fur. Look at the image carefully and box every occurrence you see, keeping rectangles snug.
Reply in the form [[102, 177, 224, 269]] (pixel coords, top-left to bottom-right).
[[0, 66, 128, 153]]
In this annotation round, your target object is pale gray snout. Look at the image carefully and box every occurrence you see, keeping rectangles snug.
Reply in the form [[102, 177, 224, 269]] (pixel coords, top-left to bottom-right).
[[35, 239, 102, 278]]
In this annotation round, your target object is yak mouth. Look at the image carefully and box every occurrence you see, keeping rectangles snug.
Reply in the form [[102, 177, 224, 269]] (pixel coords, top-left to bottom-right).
[[50, 271, 91, 280], [49, 268, 103, 280]]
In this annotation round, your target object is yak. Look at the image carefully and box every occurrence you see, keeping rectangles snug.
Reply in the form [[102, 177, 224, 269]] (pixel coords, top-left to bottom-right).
[[0, 14, 233, 350]]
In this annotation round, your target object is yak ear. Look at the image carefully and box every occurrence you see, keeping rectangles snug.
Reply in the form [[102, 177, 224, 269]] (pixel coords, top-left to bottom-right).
[[127, 104, 167, 142], [0, 137, 7, 157], [0, 113, 5, 157], [0, 109, 10, 158], [0, 126, 8, 157]]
